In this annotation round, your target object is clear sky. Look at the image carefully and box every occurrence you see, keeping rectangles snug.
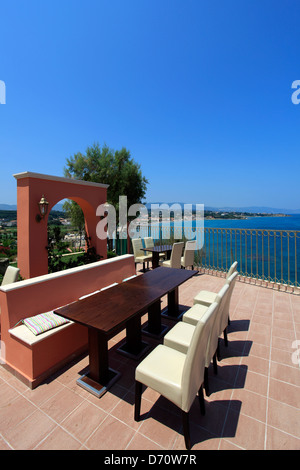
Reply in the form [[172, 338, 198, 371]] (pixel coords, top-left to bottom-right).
[[1, 0, 300, 210]]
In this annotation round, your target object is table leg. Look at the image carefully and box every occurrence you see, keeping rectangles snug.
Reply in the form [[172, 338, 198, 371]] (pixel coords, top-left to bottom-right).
[[161, 287, 185, 320], [117, 315, 150, 360], [152, 251, 160, 269], [142, 299, 169, 338], [76, 328, 120, 398]]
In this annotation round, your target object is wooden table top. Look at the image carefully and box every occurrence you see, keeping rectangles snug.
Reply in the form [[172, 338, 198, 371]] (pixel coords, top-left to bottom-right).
[[141, 244, 173, 253], [55, 267, 196, 337]]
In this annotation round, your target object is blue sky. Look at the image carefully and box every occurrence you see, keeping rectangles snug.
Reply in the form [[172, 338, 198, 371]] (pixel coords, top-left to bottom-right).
[[1, 0, 300, 210]]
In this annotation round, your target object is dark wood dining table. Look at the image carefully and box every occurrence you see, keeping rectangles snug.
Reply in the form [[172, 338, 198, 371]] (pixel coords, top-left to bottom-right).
[[141, 244, 173, 269], [55, 267, 196, 398]]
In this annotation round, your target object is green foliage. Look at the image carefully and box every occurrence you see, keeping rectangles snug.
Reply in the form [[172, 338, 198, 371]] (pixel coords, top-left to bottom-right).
[[46, 226, 102, 273], [64, 143, 148, 210], [62, 200, 85, 233]]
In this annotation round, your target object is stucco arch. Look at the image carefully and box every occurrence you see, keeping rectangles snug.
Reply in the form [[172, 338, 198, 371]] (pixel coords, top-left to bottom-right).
[[14, 172, 109, 279]]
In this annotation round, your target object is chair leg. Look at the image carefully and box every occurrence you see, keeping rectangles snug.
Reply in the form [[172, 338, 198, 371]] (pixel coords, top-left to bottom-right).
[[204, 367, 210, 396], [134, 381, 143, 421], [217, 338, 221, 360], [213, 352, 218, 374], [198, 384, 205, 415], [182, 411, 191, 450], [224, 327, 228, 347]]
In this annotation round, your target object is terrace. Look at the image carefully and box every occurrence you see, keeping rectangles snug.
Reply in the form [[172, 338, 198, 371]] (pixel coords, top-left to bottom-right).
[[0, 264, 299, 450]]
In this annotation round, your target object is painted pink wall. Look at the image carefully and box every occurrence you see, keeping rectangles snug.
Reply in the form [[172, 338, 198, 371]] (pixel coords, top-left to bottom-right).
[[15, 173, 108, 279], [0, 255, 136, 388]]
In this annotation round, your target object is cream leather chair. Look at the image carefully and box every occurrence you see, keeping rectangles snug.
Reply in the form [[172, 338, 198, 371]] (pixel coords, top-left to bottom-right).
[[160, 242, 184, 269], [218, 271, 238, 346], [134, 302, 219, 450], [1, 266, 20, 286], [181, 240, 196, 269], [131, 238, 152, 271], [164, 284, 230, 395], [144, 237, 165, 261], [144, 237, 154, 248], [193, 261, 238, 307]]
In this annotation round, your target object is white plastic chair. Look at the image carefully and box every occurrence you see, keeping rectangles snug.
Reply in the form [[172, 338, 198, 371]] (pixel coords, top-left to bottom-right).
[[134, 302, 219, 449]]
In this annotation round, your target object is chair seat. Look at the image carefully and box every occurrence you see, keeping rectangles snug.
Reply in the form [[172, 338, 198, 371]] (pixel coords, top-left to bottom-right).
[[183, 303, 209, 326], [193, 290, 218, 306], [135, 254, 152, 262], [163, 322, 195, 354], [160, 259, 171, 267], [135, 344, 186, 409]]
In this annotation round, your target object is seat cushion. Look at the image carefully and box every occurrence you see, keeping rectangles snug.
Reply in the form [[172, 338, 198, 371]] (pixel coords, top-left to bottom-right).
[[163, 322, 195, 354], [22, 311, 69, 336], [193, 290, 217, 306], [183, 303, 209, 326], [135, 344, 185, 409], [160, 259, 171, 267], [135, 255, 152, 262]]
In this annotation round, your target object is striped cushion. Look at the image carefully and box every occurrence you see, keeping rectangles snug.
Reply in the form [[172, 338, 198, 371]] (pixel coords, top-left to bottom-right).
[[22, 311, 69, 336]]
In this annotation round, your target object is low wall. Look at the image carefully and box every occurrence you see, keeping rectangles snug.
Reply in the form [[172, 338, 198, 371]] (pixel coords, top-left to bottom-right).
[[0, 254, 136, 388]]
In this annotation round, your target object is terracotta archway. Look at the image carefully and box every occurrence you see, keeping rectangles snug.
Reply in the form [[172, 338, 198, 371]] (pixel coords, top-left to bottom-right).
[[14, 172, 109, 279]]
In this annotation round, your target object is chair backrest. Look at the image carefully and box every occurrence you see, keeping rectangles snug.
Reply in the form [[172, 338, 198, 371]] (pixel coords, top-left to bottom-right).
[[219, 271, 238, 334], [206, 283, 230, 367], [170, 242, 184, 269], [132, 238, 144, 258], [144, 237, 154, 249], [226, 261, 238, 279], [182, 240, 196, 267], [181, 302, 219, 412], [1, 266, 20, 286]]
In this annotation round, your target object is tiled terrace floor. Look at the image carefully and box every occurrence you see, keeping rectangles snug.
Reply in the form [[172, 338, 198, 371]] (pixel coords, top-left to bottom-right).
[[0, 269, 300, 450]]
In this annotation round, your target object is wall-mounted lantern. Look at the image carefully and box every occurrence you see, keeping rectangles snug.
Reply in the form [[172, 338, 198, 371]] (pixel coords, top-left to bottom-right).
[[36, 195, 49, 222]]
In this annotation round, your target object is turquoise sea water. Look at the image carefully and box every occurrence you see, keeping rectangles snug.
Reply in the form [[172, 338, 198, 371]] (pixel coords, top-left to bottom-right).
[[144, 215, 300, 285], [202, 214, 300, 231]]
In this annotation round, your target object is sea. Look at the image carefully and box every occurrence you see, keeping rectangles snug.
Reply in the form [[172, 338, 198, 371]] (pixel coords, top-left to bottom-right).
[[143, 215, 300, 285], [202, 214, 300, 231]]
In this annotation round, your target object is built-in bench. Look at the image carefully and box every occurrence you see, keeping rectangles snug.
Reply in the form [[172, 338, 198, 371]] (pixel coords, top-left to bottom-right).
[[0, 254, 136, 389]]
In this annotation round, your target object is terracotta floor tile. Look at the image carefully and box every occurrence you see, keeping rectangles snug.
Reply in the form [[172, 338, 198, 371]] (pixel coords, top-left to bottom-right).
[[138, 404, 182, 449], [85, 414, 136, 450], [2, 409, 57, 450], [223, 409, 266, 450], [268, 378, 300, 409], [1, 272, 299, 450], [230, 388, 267, 422], [267, 398, 300, 438], [41, 387, 83, 423], [270, 347, 298, 368], [265, 426, 300, 450], [126, 432, 164, 450], [269, 361, 300, 387], [235, 369, 269, 396], [61, 400, 108, 443], [23, 379, 65, 407], [0, 395, 36, 434], [34, 426, 82, 450]]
